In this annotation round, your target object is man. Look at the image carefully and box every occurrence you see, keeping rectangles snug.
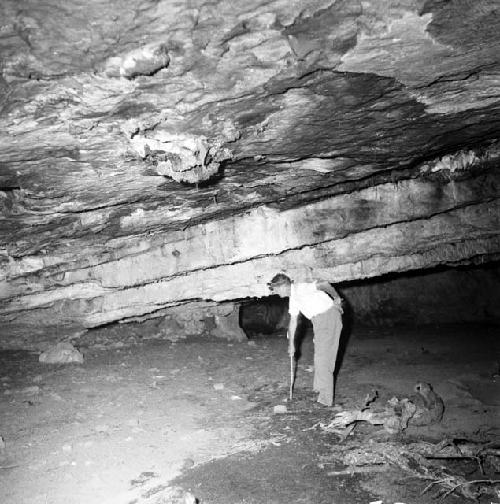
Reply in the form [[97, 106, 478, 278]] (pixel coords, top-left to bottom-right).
[[267, 273, 344, 406]]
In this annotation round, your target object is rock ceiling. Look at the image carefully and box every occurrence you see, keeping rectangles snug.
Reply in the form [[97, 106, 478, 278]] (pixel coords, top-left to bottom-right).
[[0, 0, 499, 344]]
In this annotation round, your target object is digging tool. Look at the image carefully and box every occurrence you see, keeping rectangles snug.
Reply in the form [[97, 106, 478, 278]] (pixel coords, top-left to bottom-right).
[[288, 331, 295, 401]]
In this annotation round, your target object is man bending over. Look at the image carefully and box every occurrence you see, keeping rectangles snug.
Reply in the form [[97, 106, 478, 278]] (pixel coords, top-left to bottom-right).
[[267, 273, 344, 406]]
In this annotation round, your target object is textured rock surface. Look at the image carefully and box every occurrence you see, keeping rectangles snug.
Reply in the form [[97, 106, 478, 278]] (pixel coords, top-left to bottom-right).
[[1, 0, 499, 345], [342, 264, 500, 326]]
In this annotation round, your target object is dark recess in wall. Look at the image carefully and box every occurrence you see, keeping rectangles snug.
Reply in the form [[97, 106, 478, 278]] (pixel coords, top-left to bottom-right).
[[239, 262, 500, 336]]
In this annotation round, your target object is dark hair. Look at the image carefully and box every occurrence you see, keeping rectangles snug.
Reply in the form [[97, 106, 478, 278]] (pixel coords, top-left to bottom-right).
[[268, 273, 292, 288]]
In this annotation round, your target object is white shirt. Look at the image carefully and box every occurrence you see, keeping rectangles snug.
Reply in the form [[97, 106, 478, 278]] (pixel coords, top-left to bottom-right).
[[288, 282, 337, 319]]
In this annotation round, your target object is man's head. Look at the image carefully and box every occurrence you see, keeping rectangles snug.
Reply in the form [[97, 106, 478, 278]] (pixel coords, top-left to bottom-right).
[[267, 273, 292, 298]]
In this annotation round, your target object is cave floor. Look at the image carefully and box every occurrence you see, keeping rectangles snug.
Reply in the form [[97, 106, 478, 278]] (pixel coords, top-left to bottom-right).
[[0, 324, 499, 504]]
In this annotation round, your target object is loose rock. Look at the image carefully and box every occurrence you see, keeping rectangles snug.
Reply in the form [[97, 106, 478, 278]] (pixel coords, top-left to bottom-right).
[[39, 342, 84, 364], [273, 404, 288, 414]]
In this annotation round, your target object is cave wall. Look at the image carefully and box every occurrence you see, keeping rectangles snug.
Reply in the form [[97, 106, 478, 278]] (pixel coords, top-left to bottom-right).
[[1, 159, 499, 347], [342, 264, 500, 326], [1, 0, 500, 348], [240, 264, 500, 335]]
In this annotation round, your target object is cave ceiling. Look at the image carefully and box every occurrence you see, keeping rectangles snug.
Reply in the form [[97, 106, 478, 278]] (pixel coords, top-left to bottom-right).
[[0, 0, 499, 343]]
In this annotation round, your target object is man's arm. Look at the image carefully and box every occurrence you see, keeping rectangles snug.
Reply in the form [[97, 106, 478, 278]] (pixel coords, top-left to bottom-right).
[[316, 281, 341, 302]]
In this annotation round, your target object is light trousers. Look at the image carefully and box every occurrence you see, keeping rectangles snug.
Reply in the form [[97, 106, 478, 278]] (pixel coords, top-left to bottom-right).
[[311, 306, 343, 406]]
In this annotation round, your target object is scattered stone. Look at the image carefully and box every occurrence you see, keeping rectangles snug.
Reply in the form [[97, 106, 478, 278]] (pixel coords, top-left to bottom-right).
[[39, 342, 84, 364], [273, 405, 288, 414], [62, 444, 72, 453], [213, 383, 224, 391]]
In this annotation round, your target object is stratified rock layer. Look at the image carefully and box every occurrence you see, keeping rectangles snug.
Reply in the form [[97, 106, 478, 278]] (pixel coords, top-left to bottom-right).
[[1, 0, 499, 345]]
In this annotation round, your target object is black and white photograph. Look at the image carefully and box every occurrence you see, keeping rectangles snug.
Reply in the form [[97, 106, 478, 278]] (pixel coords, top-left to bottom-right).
[[0, 1, 499, 503]]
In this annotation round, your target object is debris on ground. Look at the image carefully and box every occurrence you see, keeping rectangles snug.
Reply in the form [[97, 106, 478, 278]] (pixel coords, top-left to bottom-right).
[[39, 342, 84, 364], [309, 383, 443, 436], [2, 326, 498, 504], [413, 437, 500, 468], [325, 439, 500, 500], [307, 383, 500, 501]]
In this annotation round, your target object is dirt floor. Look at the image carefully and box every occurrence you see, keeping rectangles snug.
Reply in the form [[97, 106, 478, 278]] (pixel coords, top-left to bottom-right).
[[1, 323, 499, 504]]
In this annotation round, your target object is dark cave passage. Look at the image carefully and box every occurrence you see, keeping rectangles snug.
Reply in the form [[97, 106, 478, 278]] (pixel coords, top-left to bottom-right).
[[239, 262, 500, 338]]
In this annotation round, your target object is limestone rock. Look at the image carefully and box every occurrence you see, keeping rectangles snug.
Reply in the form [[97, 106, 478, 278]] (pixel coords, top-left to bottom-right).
[[211, 305, 248, 342], [39, 342, 84, 364], [0, 0, 499, 346], [119, 43, 170, 79], [409, 382, 445, 426], [129, 132, 232, 184]]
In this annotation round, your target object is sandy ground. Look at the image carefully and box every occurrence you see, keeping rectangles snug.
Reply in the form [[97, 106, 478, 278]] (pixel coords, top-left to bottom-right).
[[0, 323, 499, 504]]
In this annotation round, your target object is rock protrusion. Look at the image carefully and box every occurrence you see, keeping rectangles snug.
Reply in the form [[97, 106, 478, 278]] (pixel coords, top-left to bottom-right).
[[130, 131, 234, 184], [119, 43, 170, 79], [39, 342, 84, 364]]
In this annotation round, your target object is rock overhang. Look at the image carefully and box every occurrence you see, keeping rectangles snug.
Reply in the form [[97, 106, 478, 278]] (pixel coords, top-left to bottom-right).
[[0, 0, 499, 344]]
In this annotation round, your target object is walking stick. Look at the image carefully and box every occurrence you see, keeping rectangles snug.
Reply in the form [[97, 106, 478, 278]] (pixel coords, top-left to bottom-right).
[[288, 331, 295, 401]]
